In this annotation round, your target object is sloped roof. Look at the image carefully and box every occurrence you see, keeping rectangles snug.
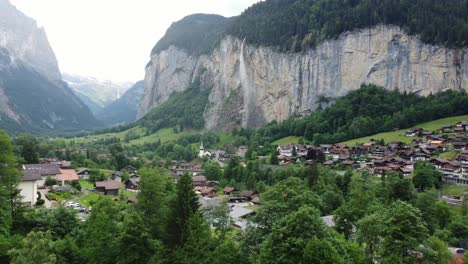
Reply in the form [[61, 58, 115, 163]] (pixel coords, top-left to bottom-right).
[[24, 164, 60, 175], [22, 169, 42, 181], [192, 176, 207, 182], [95, 181, 121, 190], [23, 163, 61, 181], [56, 169, 79, 182]]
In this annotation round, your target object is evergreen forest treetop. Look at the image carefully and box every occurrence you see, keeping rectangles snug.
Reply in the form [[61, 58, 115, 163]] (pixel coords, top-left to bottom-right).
[[151, 0, 468, 56]]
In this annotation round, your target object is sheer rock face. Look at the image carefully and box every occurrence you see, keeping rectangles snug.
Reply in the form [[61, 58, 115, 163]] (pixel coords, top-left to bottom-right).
[[0, 0, 98, 133], [0, 0, 61, 81], [139, 25, 468, 131]]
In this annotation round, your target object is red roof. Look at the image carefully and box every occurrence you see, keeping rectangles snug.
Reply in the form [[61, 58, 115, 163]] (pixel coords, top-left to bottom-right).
[[56, 169, 79, 182]]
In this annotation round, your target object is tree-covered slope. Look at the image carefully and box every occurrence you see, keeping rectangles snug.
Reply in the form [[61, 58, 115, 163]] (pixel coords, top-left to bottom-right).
[[151, 14, 229, 56], [138, 80, 210, 133], [226, 0, 468, 51], [151, 0, 468, 56], [255, 85, 468, 145], [0, 64, 100, 135]]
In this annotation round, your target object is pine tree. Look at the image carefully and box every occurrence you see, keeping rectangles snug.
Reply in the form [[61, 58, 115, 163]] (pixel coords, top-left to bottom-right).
[[0, 130, 20, 235], [166, 172, 200, 248], [137, 168, 172, 239]]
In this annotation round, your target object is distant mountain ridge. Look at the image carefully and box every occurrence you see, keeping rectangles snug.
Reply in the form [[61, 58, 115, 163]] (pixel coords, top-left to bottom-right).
[[96, 81, 145, 126], [63, 73, 132, 112], [0, 0, 99, 134]]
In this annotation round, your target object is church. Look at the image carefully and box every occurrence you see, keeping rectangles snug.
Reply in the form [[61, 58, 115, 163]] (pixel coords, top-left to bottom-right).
[[198, 142, 212, 159]]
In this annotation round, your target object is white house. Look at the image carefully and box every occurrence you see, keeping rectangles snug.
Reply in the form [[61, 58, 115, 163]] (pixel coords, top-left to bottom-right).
[[277, 145, 293, 157], [19, 170, 42, 207]]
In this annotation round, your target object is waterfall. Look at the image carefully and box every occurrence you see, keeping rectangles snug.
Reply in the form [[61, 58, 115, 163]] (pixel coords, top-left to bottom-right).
[[239, 38, 256, 128]]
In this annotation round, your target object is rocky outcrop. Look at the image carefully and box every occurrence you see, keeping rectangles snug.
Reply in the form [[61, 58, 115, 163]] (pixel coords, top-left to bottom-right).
[[0, 0, 99, 133], [0, 0, 61, 81], [139, 25, 468, 131]]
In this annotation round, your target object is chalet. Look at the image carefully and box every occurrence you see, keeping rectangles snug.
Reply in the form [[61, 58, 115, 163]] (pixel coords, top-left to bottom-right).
[[430, 158, 449, 169], [371, 145, 389, 157], [76, 168, 90, 179], [306, 146, 325, 161], [373, 159, 388, 168], [456, 121, 468, 131], [399, 167, 413, 177], [206, 181, 220, 187], [121, 165, 137, 174], [398, 150, 414, 160], [421, 131, 433, 137], [230, 205, 255, 230], [441, 126, 453, 133], [442, 173, 468, 186], [342, 160, 360, 169], [19, 169, 42, 207], [240, 190, 255, 200], [320, 144, 332, 154], [95, 181, 121, 196], [337, 154, 349, 162], [192, 176, 207, 186], [454, 127, 465, 133], [55, 169, 79, 185], [23, 164, 61, 188], [237, 146, 248, 158], [374, 167, 391, 177], [223, 187, 236, 195], [388, 142, 405, 151], [277, 154, 292, 164], [277, 145, 293, 157], [194, 186, 217, 197], [405, 128, 423, 137], [40, 159, 72, 169], [452, 142, 468, 151], [410, 150, 430, 162], [323, 160, 335, 167], [215, 150, 230, 161], [442, 161, 461, 173], [124, 176, 140, 190], [295, 145, 308, 157], [108, 171, 124, 183]]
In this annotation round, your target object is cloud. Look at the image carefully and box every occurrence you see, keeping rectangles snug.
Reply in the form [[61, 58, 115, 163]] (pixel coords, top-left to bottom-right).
[[10, 0, 260, 82]]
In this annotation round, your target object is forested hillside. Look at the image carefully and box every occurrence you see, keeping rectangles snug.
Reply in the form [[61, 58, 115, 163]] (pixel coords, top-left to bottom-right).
[[138, 80, 210, 133], [227, 0, 468, 51], [252, 85, 468, 145], [151, 14, 229, 56]]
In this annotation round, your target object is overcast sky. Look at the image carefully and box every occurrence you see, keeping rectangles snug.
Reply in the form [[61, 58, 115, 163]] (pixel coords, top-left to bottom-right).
[[10, 0, 260, 83]]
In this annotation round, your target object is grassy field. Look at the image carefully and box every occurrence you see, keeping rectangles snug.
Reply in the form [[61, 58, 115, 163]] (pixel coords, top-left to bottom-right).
[[442, 185, 468, 196], [75, 193, 110, 207], [79, 180, 94, 190], [342, 115, 468, 146], [61, 127, 200, 146], [273, 136, 302, 145], [128, 128, 196, 145], [436, 151, 459, 160]]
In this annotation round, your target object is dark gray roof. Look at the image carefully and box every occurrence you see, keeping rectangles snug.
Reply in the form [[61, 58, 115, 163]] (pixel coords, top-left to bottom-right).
[[23, 164, 60, 181], [22, 169, 42, 181], [24, 164, 61, 175]]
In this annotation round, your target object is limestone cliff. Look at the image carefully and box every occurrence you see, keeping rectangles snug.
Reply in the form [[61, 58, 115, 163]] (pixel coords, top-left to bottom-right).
[[139, 25, 468, 131]]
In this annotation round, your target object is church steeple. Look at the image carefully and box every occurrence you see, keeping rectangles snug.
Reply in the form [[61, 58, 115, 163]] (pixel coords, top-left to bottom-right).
[[198, 141, 205, 158]]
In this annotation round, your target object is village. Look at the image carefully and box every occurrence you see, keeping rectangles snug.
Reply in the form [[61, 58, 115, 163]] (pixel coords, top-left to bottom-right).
[[15, 120, 468, 231]]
